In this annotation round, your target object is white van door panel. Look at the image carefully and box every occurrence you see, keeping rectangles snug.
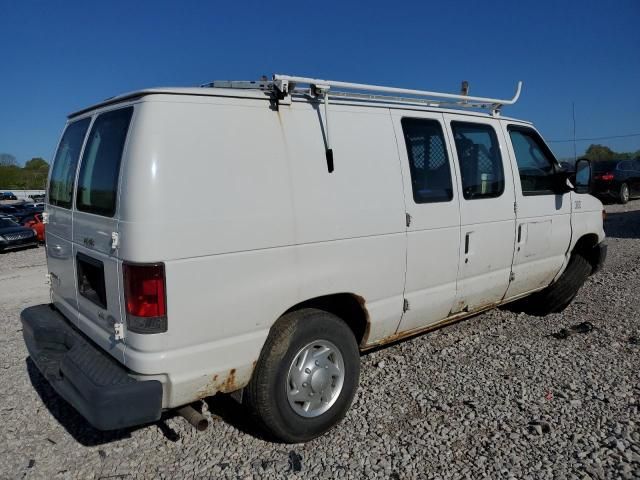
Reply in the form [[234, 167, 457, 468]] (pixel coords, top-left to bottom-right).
[[444, 114, 517, 312], [501, 122, 572, 298], [71, 106, 134, 348], [45, 116, 93, 326], [391, 112, 461, 333], [46, 207, 78, 324], [72, 213, 123, 336]]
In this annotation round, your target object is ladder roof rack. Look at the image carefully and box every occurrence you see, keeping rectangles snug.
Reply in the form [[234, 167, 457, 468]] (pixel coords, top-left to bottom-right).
[[202, 74, 523, 116]]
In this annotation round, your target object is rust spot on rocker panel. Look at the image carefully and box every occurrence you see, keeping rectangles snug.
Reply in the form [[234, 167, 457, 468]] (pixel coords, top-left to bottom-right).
[[353, 294, 372, 347], [363, 301, 500, 352]]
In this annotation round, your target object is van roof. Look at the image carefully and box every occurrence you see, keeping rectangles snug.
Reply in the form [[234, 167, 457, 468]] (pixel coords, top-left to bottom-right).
[[69, 78, 531, 125]]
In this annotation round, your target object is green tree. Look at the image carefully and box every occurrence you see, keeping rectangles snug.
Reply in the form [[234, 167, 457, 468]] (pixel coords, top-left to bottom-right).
[[584, 144, 615, 161], [0, 155, 49, 189], [24, 157, 49, 170], [0, 153, 17, 166]]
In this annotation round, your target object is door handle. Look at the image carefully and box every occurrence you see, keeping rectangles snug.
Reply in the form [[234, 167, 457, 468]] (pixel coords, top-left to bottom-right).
[[464, 232, 471, 263], [517, 224, 522, 243]]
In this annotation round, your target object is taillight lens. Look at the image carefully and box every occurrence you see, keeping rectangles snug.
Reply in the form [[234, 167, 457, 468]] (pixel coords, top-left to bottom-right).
[[123, 262, 167, 334], [600, 173, 614, 181]]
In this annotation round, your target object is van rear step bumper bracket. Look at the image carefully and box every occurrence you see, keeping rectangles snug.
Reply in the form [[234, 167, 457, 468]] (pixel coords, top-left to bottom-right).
[[21, 304, 163, 431]]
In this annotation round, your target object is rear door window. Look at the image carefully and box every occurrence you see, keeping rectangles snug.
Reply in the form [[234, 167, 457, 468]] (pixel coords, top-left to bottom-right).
[[76, 107, 134, 217], [48, 118, 91, 209], [401, 118, 453, 203]]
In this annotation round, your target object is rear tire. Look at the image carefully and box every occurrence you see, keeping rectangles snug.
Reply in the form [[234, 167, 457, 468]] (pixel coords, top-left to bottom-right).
[[245, 308, 360, 443], [510, 253, 592, 316], [619, 182, 630, 204]]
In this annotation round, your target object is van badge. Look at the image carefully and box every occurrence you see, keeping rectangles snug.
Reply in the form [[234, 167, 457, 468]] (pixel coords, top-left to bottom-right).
[[83, 237, 95, 248], [574, 200, 582, 210]]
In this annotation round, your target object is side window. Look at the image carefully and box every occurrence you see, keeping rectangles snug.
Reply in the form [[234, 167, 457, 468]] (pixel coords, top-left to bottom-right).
[[76, 107, 133, 217], [48, 118, 91, 209], [401, 118, 453, 203], [508, 126, 557, 195], [451, 122, 504, 200]]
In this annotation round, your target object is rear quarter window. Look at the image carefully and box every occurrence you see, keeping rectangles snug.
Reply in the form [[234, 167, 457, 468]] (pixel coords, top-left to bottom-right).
[[76, 107, 134, 217]]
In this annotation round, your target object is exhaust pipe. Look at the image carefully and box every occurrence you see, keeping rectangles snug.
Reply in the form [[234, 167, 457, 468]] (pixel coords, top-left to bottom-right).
[[177, 405, 209, 432]]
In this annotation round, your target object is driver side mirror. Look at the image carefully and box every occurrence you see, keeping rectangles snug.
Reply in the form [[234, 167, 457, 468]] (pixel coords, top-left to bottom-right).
[[574, 158, 592, 194]]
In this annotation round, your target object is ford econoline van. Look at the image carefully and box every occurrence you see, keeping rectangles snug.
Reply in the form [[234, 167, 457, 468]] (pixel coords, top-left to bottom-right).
[[21, 75, 606, 442]]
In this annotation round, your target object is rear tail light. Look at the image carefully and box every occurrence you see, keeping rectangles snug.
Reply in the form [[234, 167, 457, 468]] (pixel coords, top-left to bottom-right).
[[123, 262, 167, 334], [598, 173, 614, 181]]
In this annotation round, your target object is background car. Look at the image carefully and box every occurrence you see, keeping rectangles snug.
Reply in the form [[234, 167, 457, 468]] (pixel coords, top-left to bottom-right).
[[0, 213, 19, 223], [0, 217, 38, 252], [21, 203, 44, 214], [22, 213, 45, 243], [591, 159, 640, 204], [0, 205, 31, 223]]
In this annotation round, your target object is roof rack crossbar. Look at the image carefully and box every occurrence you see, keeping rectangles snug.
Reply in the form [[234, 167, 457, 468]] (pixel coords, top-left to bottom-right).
[[273, 74, 522, 113], [299, 89, 492, 109], [201, 75, 523, 115]]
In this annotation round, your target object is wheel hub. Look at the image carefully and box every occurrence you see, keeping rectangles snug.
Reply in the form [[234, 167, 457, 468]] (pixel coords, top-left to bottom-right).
[[286, 340, 345, 418], [310, 367, 330, 393]]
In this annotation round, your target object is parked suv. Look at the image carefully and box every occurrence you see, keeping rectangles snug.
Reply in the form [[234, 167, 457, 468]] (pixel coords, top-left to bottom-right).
[[591, 158, 640, 204], [21, 75, 606, 442], [0, 217, 38, 252]]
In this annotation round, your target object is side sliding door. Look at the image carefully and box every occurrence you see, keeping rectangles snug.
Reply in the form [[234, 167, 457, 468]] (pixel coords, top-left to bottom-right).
[[391, 111, 461, 333]]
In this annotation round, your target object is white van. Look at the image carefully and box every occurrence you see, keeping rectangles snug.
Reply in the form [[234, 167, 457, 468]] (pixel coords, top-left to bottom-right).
[[22, 75, 606, 442]]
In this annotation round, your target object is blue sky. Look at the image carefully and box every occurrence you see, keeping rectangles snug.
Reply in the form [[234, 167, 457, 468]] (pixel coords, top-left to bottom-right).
[[1, 0, 638, 164]]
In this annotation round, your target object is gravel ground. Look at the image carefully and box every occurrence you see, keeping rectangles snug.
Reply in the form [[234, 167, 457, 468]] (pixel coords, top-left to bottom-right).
[[0, 200, 639, 480]]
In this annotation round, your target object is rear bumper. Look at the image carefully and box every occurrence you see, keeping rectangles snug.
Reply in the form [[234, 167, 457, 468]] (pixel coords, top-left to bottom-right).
[[21, 304, 163, 430]]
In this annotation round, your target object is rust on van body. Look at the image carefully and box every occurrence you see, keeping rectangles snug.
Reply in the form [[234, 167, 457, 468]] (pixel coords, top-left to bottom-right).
[[362, 301, 500, 351], [353, 293, 372, 347], [197, 368, 239, 398]]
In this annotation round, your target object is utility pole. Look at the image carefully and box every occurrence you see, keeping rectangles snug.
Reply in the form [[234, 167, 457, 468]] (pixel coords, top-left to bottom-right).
[[572, 102, 577, 161]]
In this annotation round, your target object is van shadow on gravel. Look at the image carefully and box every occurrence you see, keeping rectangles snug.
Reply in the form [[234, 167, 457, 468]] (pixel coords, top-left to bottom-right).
[[25, 358, 179, 446], [203, 394, 276, 442]]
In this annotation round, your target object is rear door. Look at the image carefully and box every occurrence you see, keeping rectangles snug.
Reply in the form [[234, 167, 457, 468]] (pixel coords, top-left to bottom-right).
[[444, 114, 517, 312], [46, 117, 91, 324], [72, 106, 134, 341]]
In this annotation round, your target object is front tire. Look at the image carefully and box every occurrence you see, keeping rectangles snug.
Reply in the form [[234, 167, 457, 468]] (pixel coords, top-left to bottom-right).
[[245, 308, 360, 443], [510, 252, 592, 316]]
